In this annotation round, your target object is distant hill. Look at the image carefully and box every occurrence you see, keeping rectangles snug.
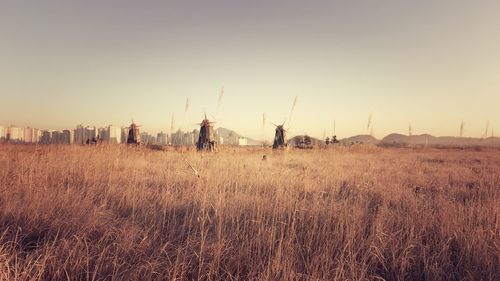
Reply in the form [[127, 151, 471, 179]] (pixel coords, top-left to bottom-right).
[[379, 134, 500, 147], [380, 133, 409, 145], [340, 134, 379, 145], [215, 127, 261, 145], [214, 127, 500, 147], [214, 127, 238, 139], [325, 133, 499, 147]]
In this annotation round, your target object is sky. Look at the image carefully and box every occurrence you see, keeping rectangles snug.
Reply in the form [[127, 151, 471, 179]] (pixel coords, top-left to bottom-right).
[[0, 0, 499, 140]]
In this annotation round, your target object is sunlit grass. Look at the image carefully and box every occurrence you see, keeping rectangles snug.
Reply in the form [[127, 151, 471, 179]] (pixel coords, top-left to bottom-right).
[[0, 144, 498, 280]]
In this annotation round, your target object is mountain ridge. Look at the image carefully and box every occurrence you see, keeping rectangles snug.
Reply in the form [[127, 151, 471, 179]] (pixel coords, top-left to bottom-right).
[[216, 127, 500, 147]]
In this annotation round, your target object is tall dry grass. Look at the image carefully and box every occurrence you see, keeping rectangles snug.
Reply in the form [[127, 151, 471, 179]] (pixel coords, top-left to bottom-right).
[[0, 144, 498, 280]]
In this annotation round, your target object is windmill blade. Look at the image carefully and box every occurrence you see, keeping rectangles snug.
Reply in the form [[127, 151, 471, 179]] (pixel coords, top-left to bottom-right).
[[262, 113, 266, 129], [181, 97, 190, 131], [184, 98, 190, 113], [484, 120, 490, 138], [170, 114, 175, 133], [217, 87, 224, 110], [367, 113, 372, 131], [195, 119, 216, 125], [290, 96, 298, 116], [287, 96, 298, 129], [209, 113, 217, 122]]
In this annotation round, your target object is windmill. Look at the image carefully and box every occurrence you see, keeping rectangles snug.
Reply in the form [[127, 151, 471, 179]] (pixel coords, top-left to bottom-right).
[[127, 118, 141, 145], [196, 113, 216, 151], [193, 87, 227, 151], [272, 96, 298, 149], [272, 122, 287, 149]]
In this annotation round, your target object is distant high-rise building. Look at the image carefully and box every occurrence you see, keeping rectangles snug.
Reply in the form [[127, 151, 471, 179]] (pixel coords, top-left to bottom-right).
[[6, 126, 23, 142], [0, 125, 5, 141], [183, 131, 195, 145], [73, 125, 97, 144], [121, 127, 129, 144], [192, 129, 199, 145], [85, 126, 97, 143], [172, 130, 183, 145], [168, 129, 199, 146], [62, 130, 74, 144], [51, 131, 64, 144], [24, 127, 41, 143], [157, 131, 167, 145], [41, 131, 51, 144], [108, 126, 121, 143], [74, 125, 85, 144], [98, 127, 108, 141], [24, 127, 33, 143], [34, 128, 42, 143], [140, 132, 156, 145]]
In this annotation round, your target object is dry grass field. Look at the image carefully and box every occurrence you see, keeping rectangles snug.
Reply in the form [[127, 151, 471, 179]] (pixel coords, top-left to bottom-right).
[[0, 144, 499, 280]]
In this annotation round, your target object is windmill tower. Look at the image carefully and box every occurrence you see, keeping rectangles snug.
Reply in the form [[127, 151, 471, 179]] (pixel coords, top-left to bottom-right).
[[459, 120, 465, 137], [196, 114, 216, 151], [127, 119, 141, 145], [272, 124, 286, 149]]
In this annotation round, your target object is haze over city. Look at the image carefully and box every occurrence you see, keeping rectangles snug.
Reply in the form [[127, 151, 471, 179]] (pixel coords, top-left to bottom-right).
[[1, 0, 499, 140]]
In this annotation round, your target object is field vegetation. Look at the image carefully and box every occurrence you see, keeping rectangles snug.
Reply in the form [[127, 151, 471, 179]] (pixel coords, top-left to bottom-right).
[[0, 144, 499, 280]]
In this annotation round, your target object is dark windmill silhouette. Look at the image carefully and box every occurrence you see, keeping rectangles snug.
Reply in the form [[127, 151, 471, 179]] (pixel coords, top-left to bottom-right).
[[272, 122, 287, 149], [127, 119, 141, 145], [196, 114, 216, 151], [271, 96, 297, 150]]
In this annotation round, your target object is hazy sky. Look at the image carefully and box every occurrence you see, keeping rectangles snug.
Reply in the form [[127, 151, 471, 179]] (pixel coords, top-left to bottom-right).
[[1, 0, 499, 140]]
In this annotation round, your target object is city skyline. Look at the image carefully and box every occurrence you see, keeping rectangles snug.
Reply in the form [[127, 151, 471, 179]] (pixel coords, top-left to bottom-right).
[[0, 119, 496, 143], [1, 1, 499, 140], [0, 123, 252, 146]]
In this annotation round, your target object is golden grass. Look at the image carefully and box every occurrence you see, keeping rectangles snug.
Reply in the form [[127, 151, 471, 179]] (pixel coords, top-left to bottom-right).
[[0, 144, 499, 280]]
